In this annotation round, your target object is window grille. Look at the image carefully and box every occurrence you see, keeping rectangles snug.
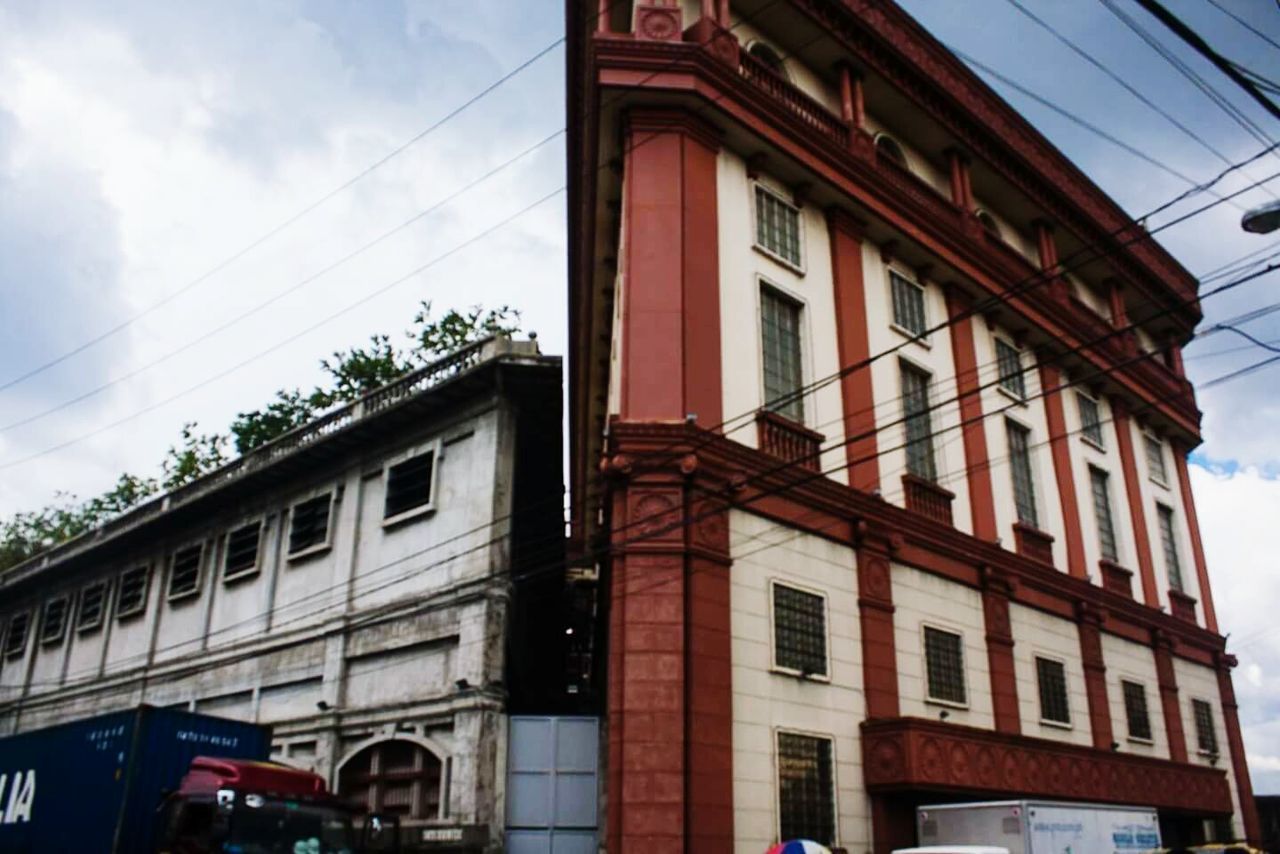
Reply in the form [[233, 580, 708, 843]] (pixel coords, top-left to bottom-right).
[[890, 272, 927, 337], [2, 611, 29, 659], [923, 626, 966, 704], [996, 339, 1026, 399], [773, 584, 827, 677], [290, 494, 332, 555], [1035, 657, 1071, 724], [875, 134, 907, 167], [761, 288, 805, 423], [902, 363, 937, 482], [40, 596, 70, 645], [755, 186, 802, 267], [1007, 420, 1039, 527], [116, 566, 150, 619], [777, 732, 835, 846], [385, 451, 436, 519], [1145, 435, 1168, 484], [168, 545, 203, 600], [338, 740, 443, 819], [1122, 680, 1152, 741], [1089, 467, 1119, 562], [1078, 394, 1105, 447], [1192, 699, 1218, 754], [224, 522, 262, 579], [1157, 505, 1184, 593], [77, 580, 110, 632]]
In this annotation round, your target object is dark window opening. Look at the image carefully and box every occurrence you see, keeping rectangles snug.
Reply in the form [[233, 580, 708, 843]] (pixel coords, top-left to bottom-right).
[[1078, 393, 1105, 447], [1193, 699, 1219, 755], [755, 186, 802, 267], [116, 566, 150, 619], [384, 452, 436, 520], [902, 363, 938, 483], [339, 740, 443, 820], [924, 626, 966, 704], [168, 545, 203, 600], [1007, 420, 1039, 527], [290, 494, 333, 555], [3, 611, 30, 659], [773, 584, 827, 677], [777, 732, 835, 846], [224, 522, 262, 579], [761, 287, 805, 423], [890, 271, 927, 337], [748, 42, 787, 78], [1122, 680, 1152, 741], [1090, 466, 1119, 563], [875, 134, 907, 167], [40, 596, 70, 645], [996, 339, 1026, 399], [1035, 657, 1070, 724], [77, 580, 110, 632], [976, 210, 1001, 237]]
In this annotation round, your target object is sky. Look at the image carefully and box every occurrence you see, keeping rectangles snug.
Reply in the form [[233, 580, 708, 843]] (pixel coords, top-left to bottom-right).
[[0, 0, 1278, 792]]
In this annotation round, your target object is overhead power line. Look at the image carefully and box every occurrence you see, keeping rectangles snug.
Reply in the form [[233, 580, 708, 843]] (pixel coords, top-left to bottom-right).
[[1202, 0, 1280, 53]]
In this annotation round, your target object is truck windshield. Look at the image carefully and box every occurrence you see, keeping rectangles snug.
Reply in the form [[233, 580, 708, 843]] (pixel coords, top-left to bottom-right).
[[226, 799, 356, 854]]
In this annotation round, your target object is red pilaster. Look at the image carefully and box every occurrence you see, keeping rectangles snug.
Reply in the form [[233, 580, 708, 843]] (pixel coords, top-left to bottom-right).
[[856, 529, 899, 719], [1172, 441, 1219, 633], [946, 287, 998, 542], [1034, 220, 1058, 271], [982, 566, 1021, 734], [945, 149, 973, 211], [1153, 630, 1188, 763], [1112, 398, 1159, 608], [828, 208, 880, 493], [1040, 364, 1088, 579], [1076, 602, 1114, 749], [1216, 653, 1262, 844], [1107, 279, 1130, 328], [717, 0, 730, 26], [597, 0, 611, 32]]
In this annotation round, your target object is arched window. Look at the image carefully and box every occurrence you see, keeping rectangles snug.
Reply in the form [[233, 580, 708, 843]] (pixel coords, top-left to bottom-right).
[[748, 42, 787, 78], [874, 133, 907, 168], [338, 740, 443, 820], [976, 210, 1001, 238]]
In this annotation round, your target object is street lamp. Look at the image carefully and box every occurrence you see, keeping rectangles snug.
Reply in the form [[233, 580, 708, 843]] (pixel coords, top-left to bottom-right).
[[1242, 199, 1280, 234]]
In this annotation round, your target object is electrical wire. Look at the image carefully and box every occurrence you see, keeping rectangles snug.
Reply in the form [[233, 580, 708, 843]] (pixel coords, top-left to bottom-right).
[[1203, 0, 1280, 53]]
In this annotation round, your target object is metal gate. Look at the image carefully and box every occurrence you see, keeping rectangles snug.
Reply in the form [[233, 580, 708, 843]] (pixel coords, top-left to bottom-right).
[[505, 716, 600, 854]]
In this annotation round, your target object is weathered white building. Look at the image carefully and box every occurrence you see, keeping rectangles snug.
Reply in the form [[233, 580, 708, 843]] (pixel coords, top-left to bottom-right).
[[0, 336, 567, 849]]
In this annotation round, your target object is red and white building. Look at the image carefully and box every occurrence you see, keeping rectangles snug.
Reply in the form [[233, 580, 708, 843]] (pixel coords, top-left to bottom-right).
[[565, 0, 1259, 850]]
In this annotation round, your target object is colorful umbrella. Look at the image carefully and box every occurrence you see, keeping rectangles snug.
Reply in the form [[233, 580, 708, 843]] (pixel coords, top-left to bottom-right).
[[765, 841, 832, 854]]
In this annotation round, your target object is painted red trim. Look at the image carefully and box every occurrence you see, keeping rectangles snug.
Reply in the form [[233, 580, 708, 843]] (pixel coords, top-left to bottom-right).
[[857, 537, 900, 719], [1112, 399, 1160, 609], [1076, 604, 1114, 750], [1039, 364, 1088, 578], [828, 208, 881, 493], [1153, 632, 1188, 763], [982, 568, 1020, 734], [1216, 656, 1262, 843], [1172, 442, 1219, 633], [945, 288, 998, 542]]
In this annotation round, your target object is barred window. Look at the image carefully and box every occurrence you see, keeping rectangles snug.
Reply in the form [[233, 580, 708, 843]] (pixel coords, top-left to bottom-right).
[[289, 493, 332, 555], [338, 739, 443, 819], [923, 626, 966, 705], [777, 732, 835, 846], [77, 580, 110, 633], [755, 186, 802, 267], [224, 522, 262, 580], [1089, 466, 1119, 563], [761, 287, 805, 423], [996, 339, 1026, 399], [168, 545, 203, 601], [901, 362, 937, 482], [875, 133, 907, 168], [890, 272, 927, 337], [772, 583, 827, 677], [1156, 505, 1185, 593], [39, 596, 70, 646], [1122, 680, 1153, 741], [1145, 435, 1168, 485], [1007, 420, 1039, 527], [116, 566, 150, 620], [1078, 394, 1105, 447], [385, 451, 437, 520], [1192, 699, 1218, 755], [2, 611, 29, 659], [1035, 657, 1070, 725]]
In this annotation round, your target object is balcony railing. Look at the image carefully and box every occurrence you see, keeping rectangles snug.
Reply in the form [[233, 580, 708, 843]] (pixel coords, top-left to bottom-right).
[[902, 474, 955, 526], [738, 50, 850, 148], [1168, 589, 1199, 625], [1100, 559, 1134, 598], [1013, 522, 1055, 566], [756, 410, 824, 472]]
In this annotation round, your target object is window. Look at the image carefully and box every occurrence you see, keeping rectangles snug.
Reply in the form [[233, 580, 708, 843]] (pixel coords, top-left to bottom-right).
[[760, 287, 805, 423], [875, 133, 907, 167], [1006, 420, 1039, 527], [40, 596, 70, 645], [384, 450, 437, 521], [1157, 505, 1184, 593], [890, 271, 927, 337], [77, 580, 110, 633], [776, 732, 835, 846], [1089, 466, 1119, 563], [976, 210, 1001, 237], [3, 611, 30, 659], [289, 493, 333, 556], [1122, 680, 1153, 741], [1146, 435, 1168, 485], [338, 740, 443, 819], [747, 42, 787, 78], [224, 522, 262, 580], [1078, 393, 1105, 447], [772, 583, 827, 677], [754, 185, 802, 267], [168, 545, 203, 601], [116, 566, 150, 620], [901, 362, 937, 482], [995, 339, 1026, 399], [1035, 657, 1071, 725], [1192, 699, 1219, 755], [923, 626, 966, 705]]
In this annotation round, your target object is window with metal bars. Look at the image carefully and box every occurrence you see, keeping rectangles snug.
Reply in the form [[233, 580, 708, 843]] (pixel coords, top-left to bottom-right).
[[923, 626, 966, 705], [1078, 393, 1105, 447], [1006, 420, 1039, 527], [1192, 699, 1219, 755], [289, 493, 332, 555], [116, 566, 150, 620], [772, 583, 827, 677], [1156, 504, 1184, 593], [996, 339, 1026, 399], [1089, 466, 1119, 563], [776, 731, 835, 846], [40, 596, 70, 645], [77, 580, 110, 633], [1122, 680, 1153, 741], [760, 287, 805, 423], [338, 740, 443, 819], [755, 185, 802, 267], [1145, 435, 1168, 485], [901, 362, 937, 482], [384, 451, 437, 520], [168, 545, 203, 600], [1035, 657, 1071, 725], [2, 611, 29, 659], [224, 522, 262, 580], [890, 271, 927, 337]]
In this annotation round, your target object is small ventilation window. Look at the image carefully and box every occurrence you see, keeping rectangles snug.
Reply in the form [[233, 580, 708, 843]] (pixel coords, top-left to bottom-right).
[[976, 210, 1001, 237], [3, 611, 30, 659], [875, 133, 908, 167], [923, 625, 966, 705], [168, 545, 203, 601], [77, 580, 110, 633], [116, 566, 150, 620], [224, 522, 263, 580], [289, 494, 333, 556], [40, 596, 70, 645], [384, 451, 437, 521]]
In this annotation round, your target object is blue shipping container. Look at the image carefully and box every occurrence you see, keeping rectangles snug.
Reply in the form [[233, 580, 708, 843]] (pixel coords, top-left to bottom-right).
[[0, 704, 270, 853]]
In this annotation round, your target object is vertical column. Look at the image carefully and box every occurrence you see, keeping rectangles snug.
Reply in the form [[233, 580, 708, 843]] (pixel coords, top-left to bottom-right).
[[855, 526, 899, 719], [717, 0, 730, 26], [1171, 441, 1219, 633], [1216, 653, 1262, 844], [1112, 398, 1159, 608], [946, 287, 998, 542], [982, 566, 1020, 734], [1151, 630, 1188, 762], [1107, 279, 1130, 328], [597, 0, 611, 32], [1040, 363, 1088, 579], [945, 149, 973, 211], [1033, 220, 1059, 272], [1076, 602, 1114, 750], [828, 208, 880, 493]]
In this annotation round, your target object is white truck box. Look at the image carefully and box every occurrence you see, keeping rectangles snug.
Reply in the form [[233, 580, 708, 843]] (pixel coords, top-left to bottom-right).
[[916, 800, 1162, 853]]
